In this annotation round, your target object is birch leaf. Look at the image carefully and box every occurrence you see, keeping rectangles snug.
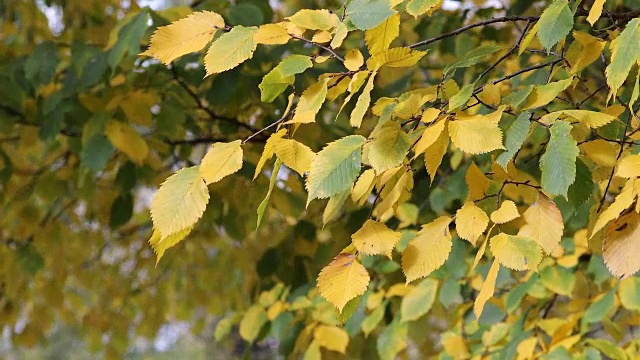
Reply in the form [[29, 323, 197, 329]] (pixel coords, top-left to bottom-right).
[[317, 253, 370, 312]]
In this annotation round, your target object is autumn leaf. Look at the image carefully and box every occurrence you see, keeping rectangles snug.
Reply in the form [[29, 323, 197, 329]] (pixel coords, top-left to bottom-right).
[[352, 219, 401, 258], [456, 202, 489, 246], [150, 166, 209, 238], [317, 253, 370, 312], [200, 140, 244, 184], [402, 216, 453, 283], [141, 11, 224, 64]]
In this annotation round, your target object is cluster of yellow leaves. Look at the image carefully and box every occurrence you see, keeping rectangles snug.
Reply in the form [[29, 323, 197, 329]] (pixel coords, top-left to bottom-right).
[[141, 1, 640, 326]]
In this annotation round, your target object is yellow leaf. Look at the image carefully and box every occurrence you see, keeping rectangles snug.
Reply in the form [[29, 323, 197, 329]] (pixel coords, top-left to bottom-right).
[[478, 83, 501, 106], [141, 11, 224, 64], [421, 107, 441, 124], [148, 226, 193, 264], [365, 13, 400, 54], [254, 129, 287, 180], [603, 210, 640, 279], [352, 219, 401, 259], [465, 162, 489, 201], [200, 140, 243, 184], [424, 122, 449, 183], [351, 169, 376, 205], [474, 259, 499, 318], [150, 166, 209, 238], [473, 225, 495, 270], [204, 26, 257, 76], [287, 78, 329, 124], [287, 9, 338, 31], [311, 30, 332, 44], [375, 170, 410, 217], [273, 138, 315, 176], [104, 121, 148, 164], [539, 110, 616, 128], [336, 71, 369, 118], [413, 117, 446, 157], [118, 91, 156, 126], [489, 233, 543, 271], [317, 253, 370, 312], [330, 22, 348, 49], [516, 338, 538, 360], [518, 21, 540, 56], [402, 216, 452, 283], [490, 200, 520, 224], [523, 78, 573, 109], [518, 193, 564, 254], [254, 23, 290, 45], [313, 325, 349, 354], [239, 305, 268, 343], [591, 179, 637, 237], [449, 108, 505, 154], [442, 332, 470, 359], [581, 139, 618, 167], [344, 49, 364, 71], [565, 31, 605, 74], [367, 47, 427, 69], [616, 155, 640, 178], [393, 93, 424, 119], [350, 70, 377, 128], [456, 202, 489, 246], [587, 0, 606, 26]]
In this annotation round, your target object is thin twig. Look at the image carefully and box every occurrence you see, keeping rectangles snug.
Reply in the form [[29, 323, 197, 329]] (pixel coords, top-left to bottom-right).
[[477, 20, 531, 81], [408, 16, 540, 49], [290, 34, 345, 62]]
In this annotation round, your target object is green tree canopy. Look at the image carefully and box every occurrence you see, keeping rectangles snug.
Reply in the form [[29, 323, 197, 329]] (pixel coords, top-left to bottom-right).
[[2, 0, 640, 358]]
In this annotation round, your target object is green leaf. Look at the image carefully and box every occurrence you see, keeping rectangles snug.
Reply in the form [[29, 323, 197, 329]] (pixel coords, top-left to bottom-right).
[[377, 317, 408, 360], [259, 55, 313, 102], [362, 302, 386, 337], [539, 121, 578, 198], [346, 0, 396, 31], [448, 83, 475, 112], [257, 159, 281, 229], [619, 277, 640, 311], [444, 44, 502, 76], [605, 18, 640, 98], [540, 266, 575, 296], [214, 317, 234, 342], [489, 233, 543, 271], [583, 291, 615, 323], [109, 193, 133, 228], [323, 189, 350, 226], [108, 10, 149, 69], [364, 121, 410, 174], [405, 0, 442, 18], [496, 111, 531, 170], [150, 166, 209, 238], [81, 134, 115, 172], [24, 41, 59, 87], [567, 158, 593, 206], [239, 305, 268, 343], [400, 278, 438, 322], [585, 339, 628, 360], [204, 25, 258, 76], [306, 135, 366, 203], [536, 0, 573, 51]]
